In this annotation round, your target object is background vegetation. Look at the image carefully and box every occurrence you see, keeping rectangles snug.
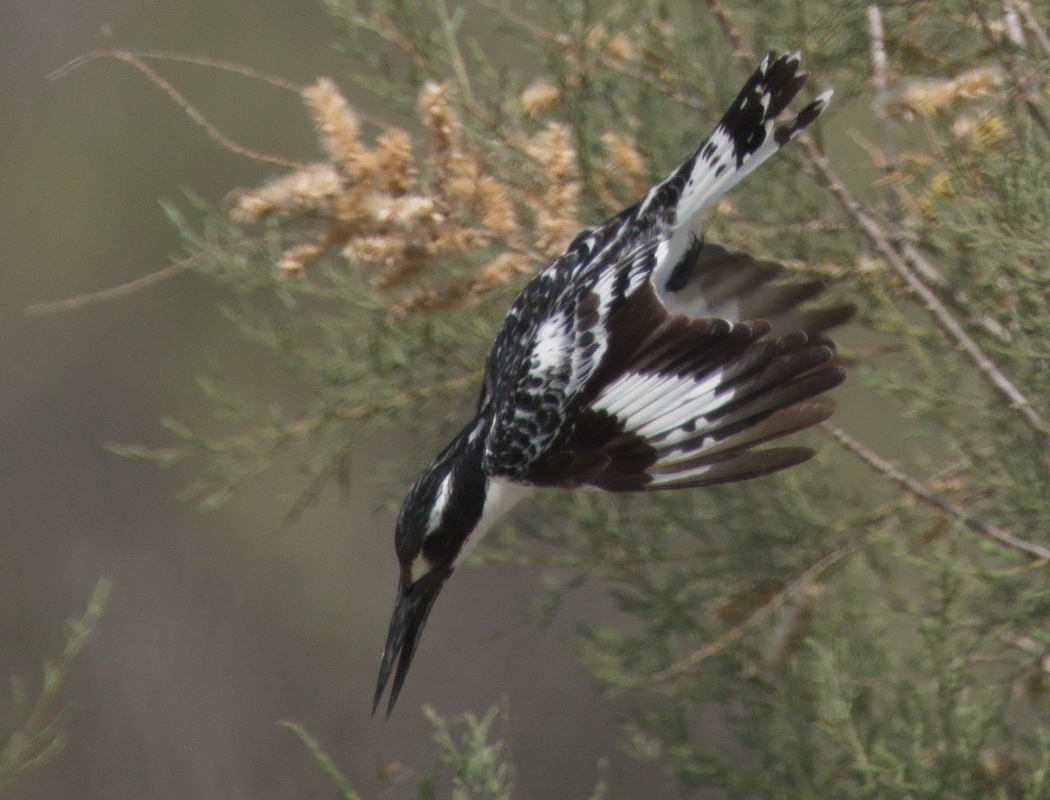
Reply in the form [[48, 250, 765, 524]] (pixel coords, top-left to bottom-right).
[[18, 0, 1050, 796]]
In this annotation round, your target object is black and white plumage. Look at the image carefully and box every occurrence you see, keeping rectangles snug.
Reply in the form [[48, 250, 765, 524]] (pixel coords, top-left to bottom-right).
[[374, 53, 852, 716]]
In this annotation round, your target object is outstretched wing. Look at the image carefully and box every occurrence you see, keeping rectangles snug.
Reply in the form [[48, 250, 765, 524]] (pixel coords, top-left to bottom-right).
[[520, 279, 847, 491], [481, 52, 846, 486]]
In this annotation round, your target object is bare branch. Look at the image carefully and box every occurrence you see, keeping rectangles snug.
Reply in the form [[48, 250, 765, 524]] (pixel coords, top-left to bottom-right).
[[1008, 0, 1050, 56], [1004, 1, 1027, 47], [970, 0, 1050, 141], [799, 132, 1048, 436], [867, 5, 901, 207], [49, 47, 304, 94], [821, 423, 1050, 561], [26, 247, 230, 315], [49, 46, 304, 170], [614, 537, 862, 691], [704, 0, 755, 67]]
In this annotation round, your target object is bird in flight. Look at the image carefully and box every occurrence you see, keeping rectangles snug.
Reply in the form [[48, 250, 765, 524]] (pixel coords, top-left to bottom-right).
[[374, 52, 851, 716]]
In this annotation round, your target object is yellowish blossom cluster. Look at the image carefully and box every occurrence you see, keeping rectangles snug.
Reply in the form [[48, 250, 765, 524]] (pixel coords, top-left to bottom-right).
[[555, 24, 638, 90], [389, 252, 534, 318], [232, 163, 342, 222], [418, 82, 519, 239], [600, 131, 649, 198], [603, 32, 638, 63], [951, 112, 1010, 148], [232, 77, 528, 293], [526, 122, 581, 258], [520, 79, 561, 117], [230, 76, 597, 318], [890, 65, 1004, 120], [582, 23, 638, 64]]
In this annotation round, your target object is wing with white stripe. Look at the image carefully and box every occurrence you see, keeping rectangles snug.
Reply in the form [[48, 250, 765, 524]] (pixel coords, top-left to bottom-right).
[[520, 284, 845, 491]]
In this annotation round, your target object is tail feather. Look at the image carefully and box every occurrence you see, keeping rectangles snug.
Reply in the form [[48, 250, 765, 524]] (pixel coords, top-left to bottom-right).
[[672, 52, 832, 227], [648, 53, 832, 318], [657, 240, 856, 331]]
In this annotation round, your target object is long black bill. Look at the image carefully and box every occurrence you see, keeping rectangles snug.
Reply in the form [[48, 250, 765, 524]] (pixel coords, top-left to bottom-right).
[[372, 569, 448, 718]]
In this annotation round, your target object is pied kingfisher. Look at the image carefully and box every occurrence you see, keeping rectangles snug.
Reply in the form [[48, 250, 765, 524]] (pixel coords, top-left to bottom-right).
[[374, 52, 852, 716]]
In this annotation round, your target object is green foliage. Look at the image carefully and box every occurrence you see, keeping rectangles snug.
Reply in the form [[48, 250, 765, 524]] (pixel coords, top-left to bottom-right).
[[280, 721, 366, 800], [422, 705, 515, 800], [122, 0, 1050, 795], [0, 579, 110, 795], [285, 704, 608, 799]]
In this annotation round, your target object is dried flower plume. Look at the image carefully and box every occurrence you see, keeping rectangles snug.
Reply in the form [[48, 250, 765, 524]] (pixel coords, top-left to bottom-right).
[[526, 122, 581, 258], [890, 65, 1004, 120], [520, 79, 561, 117], [230, 76, 590, 315]]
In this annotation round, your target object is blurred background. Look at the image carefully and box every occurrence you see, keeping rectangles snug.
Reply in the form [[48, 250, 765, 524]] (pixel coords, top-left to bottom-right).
[[0, 1, 662, 796]]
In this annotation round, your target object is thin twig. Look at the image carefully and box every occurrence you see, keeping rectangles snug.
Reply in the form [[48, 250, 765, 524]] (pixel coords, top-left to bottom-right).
[[93, 48, 413, 135], [277, 722, 364, 800], [848, 126, 925, 221], [475, 0, 557, 43], [332, 372, 483, 420], [286, 371, 485, 437], [23, 580, 111, 736], [718, 214, 855, 235], [0, 579, 112, 785], [704, 0, 755, 66], [821, 423, 1050, 561], [970, 0, 1050, 141], [601, 55, 707, 111], [435, 0, 477, 106], [25, 249, 217, 315], [111, 49, 304, 169], [49, 47, 304, 93], [799, 132, 1048, 436], [612, 537, 861, 692], [1008, 0, 1050, 56], [50, 46, 303, 170], [1000, 630, 1050, 673]]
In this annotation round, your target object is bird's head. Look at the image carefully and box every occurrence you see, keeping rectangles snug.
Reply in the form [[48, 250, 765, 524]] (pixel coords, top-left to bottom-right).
[[373, 423, 496, 717]]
